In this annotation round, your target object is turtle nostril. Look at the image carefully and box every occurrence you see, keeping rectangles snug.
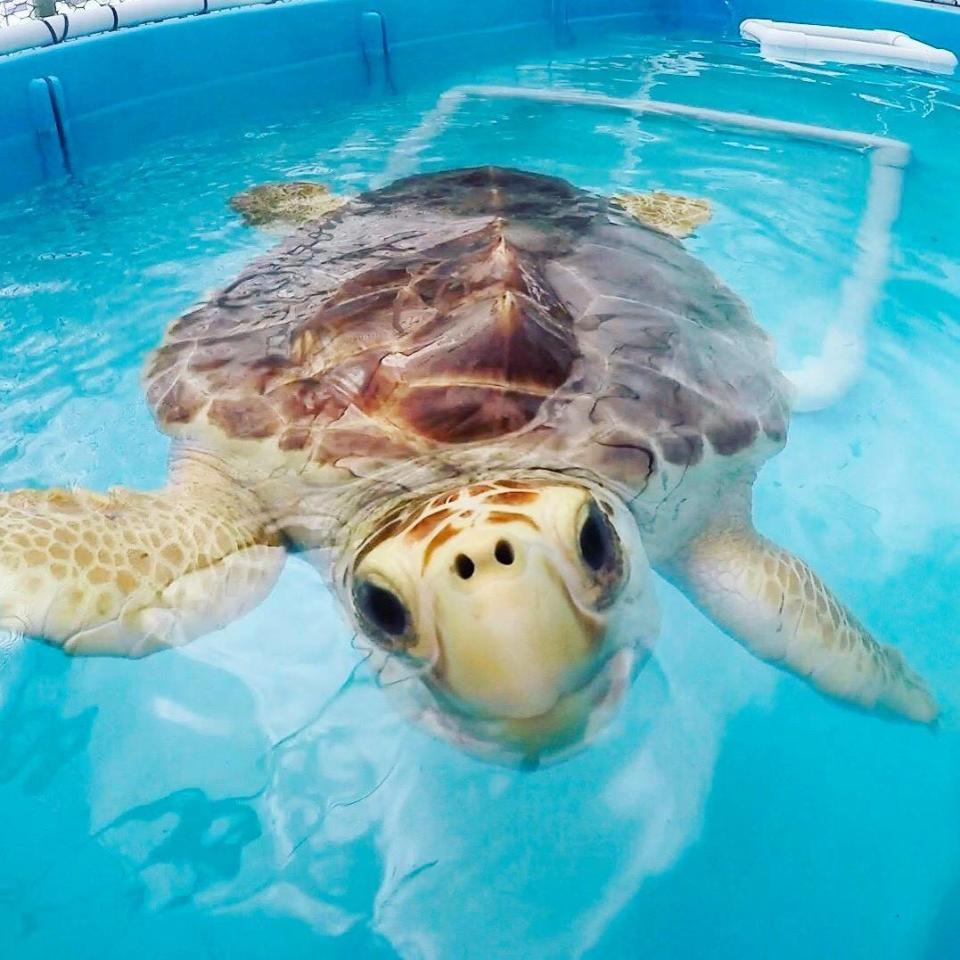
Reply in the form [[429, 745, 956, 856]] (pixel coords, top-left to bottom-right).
[[494, 540, 514, 566], [455, 554, 475, 579]]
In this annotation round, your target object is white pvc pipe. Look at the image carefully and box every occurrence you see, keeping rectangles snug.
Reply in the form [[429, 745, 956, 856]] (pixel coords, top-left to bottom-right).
[[787, 152, 906, 410], [377, 88, 469, 188], [117, 0, 200, 28], [433, 84, 912, 166], [0, 0, 272, 57], [741, 18, 958, 74], [384, 84, 911, 413], [0, 16, 62, 53]]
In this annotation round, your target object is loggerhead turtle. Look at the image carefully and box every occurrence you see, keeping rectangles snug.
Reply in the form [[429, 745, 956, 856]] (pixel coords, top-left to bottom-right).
[[0, 166, 937, 765]]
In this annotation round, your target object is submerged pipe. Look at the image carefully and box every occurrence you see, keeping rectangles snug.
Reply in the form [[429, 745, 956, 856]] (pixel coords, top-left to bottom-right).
[[442, 84, 911, 164], [386, 84, 911, 413]]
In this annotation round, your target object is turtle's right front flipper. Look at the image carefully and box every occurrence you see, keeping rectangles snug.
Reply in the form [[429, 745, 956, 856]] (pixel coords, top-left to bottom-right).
[[0, 458, 285, 657], [670, 524, 939, 724]]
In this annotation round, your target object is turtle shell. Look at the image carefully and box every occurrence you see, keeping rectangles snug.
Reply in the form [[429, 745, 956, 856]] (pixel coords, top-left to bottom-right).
[[145, 167, 788, 494]]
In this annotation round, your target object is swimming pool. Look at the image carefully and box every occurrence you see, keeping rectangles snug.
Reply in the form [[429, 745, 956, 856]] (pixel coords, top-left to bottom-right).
[[2, 7, 960, 960]]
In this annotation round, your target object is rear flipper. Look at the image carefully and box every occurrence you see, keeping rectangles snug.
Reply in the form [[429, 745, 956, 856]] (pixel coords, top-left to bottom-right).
[[612, 190, 712, 239], [671, 524, 938, 724], [229, 181, 347, 229]]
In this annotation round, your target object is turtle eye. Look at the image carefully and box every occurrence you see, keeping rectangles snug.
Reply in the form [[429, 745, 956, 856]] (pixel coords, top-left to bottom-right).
[[577, 501, 625, 604], [579, 501, 614, 571], [354, 580, 410, 646]]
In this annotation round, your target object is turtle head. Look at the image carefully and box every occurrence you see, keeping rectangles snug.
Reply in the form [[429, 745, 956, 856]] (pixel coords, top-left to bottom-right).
[[346, 477, 659, 766]]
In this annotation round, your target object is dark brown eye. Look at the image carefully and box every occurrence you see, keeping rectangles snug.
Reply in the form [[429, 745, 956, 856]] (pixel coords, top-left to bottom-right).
[[579, 502, 611, 571], [578, 501, 625, 604], [354, 581, 409, 640]]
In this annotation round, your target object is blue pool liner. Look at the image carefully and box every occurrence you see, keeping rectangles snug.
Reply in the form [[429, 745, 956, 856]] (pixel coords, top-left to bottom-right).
[[0, 0, 959, 202]]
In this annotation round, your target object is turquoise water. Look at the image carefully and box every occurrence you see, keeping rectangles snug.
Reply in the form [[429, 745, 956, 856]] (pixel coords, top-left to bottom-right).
[[1, 29, 960, 959]]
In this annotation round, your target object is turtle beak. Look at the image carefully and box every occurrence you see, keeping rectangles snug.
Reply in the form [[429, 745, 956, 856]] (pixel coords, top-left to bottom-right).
[[428, 524, 603, 721]]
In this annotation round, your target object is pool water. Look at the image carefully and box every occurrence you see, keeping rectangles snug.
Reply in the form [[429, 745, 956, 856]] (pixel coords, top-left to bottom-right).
[[2, 28, 960, 960]]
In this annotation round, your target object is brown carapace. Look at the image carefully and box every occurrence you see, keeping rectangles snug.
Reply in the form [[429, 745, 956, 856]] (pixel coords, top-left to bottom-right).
[[145, 166, 787, 492]]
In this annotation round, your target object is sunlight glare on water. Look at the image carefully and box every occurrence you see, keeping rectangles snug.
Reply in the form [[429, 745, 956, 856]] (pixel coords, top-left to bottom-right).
[[1, 31, 959, 960]]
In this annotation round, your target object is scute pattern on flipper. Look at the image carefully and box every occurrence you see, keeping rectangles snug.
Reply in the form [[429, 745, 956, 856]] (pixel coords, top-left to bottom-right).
[[0, 480, 279, 651], [145, 166, 787, 495], [682, 526, 939, 724]]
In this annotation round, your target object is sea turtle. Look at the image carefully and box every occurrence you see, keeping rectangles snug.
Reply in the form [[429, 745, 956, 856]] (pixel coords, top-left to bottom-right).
[[0, 166, 937, 765]]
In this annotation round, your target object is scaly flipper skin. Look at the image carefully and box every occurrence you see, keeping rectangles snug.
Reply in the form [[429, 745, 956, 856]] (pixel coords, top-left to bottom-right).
[[0, 457, 284, 656], [671, 524, 938, 723]]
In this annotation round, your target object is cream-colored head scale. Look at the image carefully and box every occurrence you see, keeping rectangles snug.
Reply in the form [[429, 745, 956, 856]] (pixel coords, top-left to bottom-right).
[[346, 477, 659, 766]]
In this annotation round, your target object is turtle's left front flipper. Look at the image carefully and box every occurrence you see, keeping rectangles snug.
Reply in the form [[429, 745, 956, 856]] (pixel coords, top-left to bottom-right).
[[0, 457, 285, 657], [668, 525, 938, 724]]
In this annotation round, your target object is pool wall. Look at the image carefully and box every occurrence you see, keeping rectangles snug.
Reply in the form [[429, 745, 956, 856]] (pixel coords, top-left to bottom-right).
[[0, 0, 959, 203]]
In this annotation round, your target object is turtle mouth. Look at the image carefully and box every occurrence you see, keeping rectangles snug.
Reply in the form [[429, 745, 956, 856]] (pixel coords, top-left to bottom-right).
[[416, 646, 638, 768]]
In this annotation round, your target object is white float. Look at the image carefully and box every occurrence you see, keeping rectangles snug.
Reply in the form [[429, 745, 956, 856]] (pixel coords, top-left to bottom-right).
[[740, 19, 958, 74]]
